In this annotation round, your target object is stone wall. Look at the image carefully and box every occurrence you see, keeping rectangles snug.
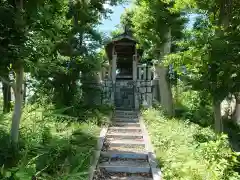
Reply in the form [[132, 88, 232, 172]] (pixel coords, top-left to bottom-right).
[[114, 80, 135, 109], [100, 64, 155, 109], [137, 80, 153, 108]]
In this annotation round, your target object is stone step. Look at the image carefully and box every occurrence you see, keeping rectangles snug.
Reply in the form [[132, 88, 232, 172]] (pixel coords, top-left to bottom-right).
[[114, 118, 139, 123], [109, 139, 145, 147], [107, 176, 153, 180], [114, 116, 139, 119], [99, 159, 151, 173], [114, 115, 139, 119], [115, 110, 138, 114], [114, 115, 139, 118], [113, 123, 140, 127], [101, 151, 148, 159], [107, 132, 143, 139], [107, 145, 146, 153], [108, 127, 141, 133]]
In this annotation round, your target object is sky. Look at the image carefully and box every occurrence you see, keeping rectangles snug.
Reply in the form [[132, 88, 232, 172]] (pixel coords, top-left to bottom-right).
[[98, 3, 130, 34], [98, 3, 198, 34]]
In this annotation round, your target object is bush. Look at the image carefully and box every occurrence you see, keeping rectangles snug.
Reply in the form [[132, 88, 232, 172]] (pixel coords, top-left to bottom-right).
[[0, 103, 109, 180], [174, 84, 214, 127], [143, 108, 240, 180]]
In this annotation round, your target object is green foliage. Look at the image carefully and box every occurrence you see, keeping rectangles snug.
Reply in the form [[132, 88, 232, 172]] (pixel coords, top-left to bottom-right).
[[123, 0, 187, 59], [174, 83, 214, 127], [0, 102, 112, 180], [143, 108, 240, 180], [165, 1, 240, 103]]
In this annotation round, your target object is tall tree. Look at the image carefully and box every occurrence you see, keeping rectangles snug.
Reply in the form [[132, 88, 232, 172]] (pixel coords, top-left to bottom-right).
[[165, 0, 240, 132], [0, 0, 72, 144], [122, 0, 186, 115]]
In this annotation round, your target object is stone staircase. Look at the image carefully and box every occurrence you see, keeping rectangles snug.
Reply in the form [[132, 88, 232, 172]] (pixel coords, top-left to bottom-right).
[[93, 110, 159, 180]]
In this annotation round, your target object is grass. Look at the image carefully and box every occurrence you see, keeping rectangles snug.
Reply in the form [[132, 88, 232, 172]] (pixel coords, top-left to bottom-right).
[[143, 108, 240, 180], [0, 103, 111, 180]]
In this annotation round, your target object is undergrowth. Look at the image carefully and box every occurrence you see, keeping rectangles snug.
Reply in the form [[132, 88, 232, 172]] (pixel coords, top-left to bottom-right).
[[0, 103, 111, 180], [174, 87, 214, 127], [143, 108, 240, 180]]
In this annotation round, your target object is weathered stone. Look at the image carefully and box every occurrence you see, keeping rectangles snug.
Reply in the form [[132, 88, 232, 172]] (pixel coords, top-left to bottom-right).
[[101, 151, 148, 160], [99, 160, 150, 173]]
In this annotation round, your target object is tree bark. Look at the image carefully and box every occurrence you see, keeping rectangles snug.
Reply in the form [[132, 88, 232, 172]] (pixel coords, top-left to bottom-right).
[[10, 65, 24, 144], [23, 81, 27, 104], [158, 67, 174, 116], [234, 93, 240, 125], [213, 99, 223, 133], [157, 27, 174, 116], [2, 75, 12, 113]]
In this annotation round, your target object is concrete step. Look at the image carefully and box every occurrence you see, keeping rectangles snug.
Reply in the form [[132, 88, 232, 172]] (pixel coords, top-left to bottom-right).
[[109, 139, 145, 147], [99, 159, 150, 173], [113, 122, 140, 127], [114, 115, 139, 118], [115, 110, 138, 114], [114, 112, 138, 116], [107, 145, 146, 153], [101, 151, 148, 159], [114, 118, 139, 123], [114, 116, 139, 120], [107, 176, 152, 180], [106, 132, 143, 139], [108, 127, 141, 133]]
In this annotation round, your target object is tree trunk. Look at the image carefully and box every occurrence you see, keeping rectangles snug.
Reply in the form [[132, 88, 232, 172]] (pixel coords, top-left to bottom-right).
[[10, 65, 24, 144], [234, 93, 240, 125], [2, 75, 11, 113], [23, 81, 27, 104], [158, 67, 174, 116], [157, 27, 174, 116], [213, 99, 223, 133], [212, 0, 232, 133]]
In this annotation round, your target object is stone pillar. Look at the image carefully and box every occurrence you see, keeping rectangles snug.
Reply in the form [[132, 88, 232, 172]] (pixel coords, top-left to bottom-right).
[[111, 47, 117, 105], [108, 65, 111, 79], [143, 64, 147, 80], [133, 52, 139, 110], [112, 55, 117, 83], [152, 61, 160, 102], [137, 65, 142, 80], [147, 66, 153, 107], [133, 55, 137, 81]]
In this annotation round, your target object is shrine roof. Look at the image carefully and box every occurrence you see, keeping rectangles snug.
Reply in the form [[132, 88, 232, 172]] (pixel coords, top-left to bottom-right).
[[105, 32, 139, 60]]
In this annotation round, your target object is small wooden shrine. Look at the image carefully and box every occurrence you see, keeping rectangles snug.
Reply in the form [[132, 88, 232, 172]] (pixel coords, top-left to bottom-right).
[[105, 28, 143, 81], [102, 27, 153, 110]]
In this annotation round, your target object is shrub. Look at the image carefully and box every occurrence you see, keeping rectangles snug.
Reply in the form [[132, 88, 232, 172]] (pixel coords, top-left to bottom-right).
[[0, 103, 108, 180], [143, 108, 240, 180], [174, 84, 214, 127]]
